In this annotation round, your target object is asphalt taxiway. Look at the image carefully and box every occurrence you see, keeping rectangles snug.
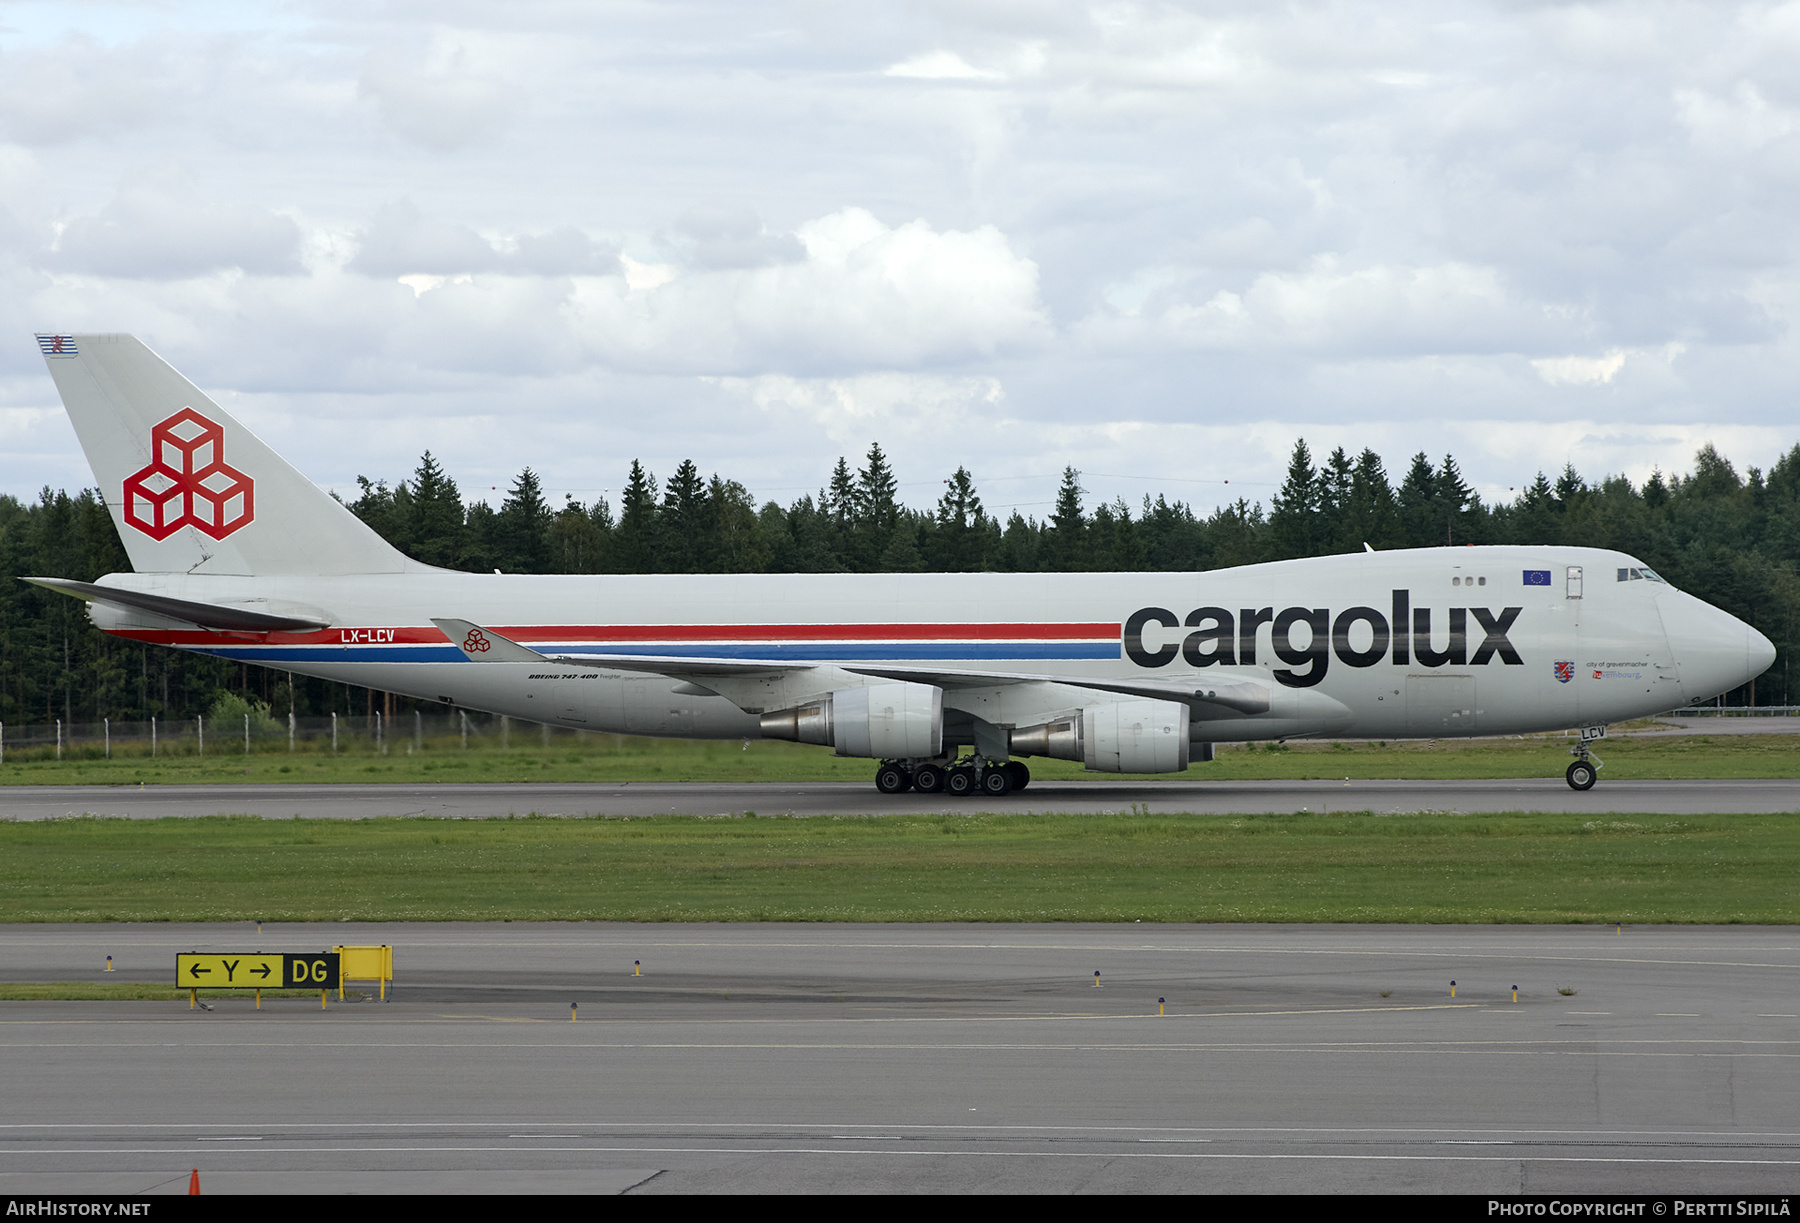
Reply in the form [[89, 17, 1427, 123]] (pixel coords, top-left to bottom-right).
[[1, 776, 1797, 820], [3, 922, 1799, 1194]]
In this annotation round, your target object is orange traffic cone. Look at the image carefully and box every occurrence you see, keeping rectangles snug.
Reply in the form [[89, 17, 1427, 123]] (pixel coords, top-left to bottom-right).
[[188, 1169, 200, 1195]]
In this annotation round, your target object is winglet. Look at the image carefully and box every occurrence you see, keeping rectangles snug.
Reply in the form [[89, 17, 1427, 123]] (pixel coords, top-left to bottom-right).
[[432, 618, 551, 664]]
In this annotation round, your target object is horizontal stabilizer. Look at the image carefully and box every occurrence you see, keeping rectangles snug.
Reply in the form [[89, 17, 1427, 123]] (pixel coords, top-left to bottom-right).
[[24, 577, 330, 632]]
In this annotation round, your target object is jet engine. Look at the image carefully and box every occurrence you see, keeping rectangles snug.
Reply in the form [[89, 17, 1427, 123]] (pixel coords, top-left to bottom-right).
[[1010, 699, 1190, 774], [758, 682, 943, 759]]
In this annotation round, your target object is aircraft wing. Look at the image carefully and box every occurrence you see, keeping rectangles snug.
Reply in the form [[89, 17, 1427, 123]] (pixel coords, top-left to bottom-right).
[[839, 664, 1272, 716], [434, 618, 1271, 717]]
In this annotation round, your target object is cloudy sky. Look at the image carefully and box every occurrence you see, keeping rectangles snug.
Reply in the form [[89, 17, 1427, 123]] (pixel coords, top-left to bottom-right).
[[2, 1, 1796, 520]]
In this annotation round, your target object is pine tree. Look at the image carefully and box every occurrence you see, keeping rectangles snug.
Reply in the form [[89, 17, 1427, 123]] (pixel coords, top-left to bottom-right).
[[854, 443, 900, 569], [408, 452, 467, 569], [495, 468, 554, 573], [1512, 472, 1561, 544], [825, 458, 859, 531], [1341, 449, 1401, 552], [1268, 439, 1320, 559], [614, 460, 658, 572], [1089, 498, 1146, 569], [1397, 452, 1440, 547], [1045, 467, 1087, 570], [1436, 455, 1480, 546], [661, 460, 711, 572], [553, 495, 611, 573], [857, 444, 899, 533], [930, 467, 990, 571], [707, 476, 768, 573], [348, 476, 410, 552], [1318, 446, 1353, 527]]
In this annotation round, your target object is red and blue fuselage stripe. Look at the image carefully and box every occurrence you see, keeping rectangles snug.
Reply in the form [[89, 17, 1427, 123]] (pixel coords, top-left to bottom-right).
[[106, 622, 1124, 664]]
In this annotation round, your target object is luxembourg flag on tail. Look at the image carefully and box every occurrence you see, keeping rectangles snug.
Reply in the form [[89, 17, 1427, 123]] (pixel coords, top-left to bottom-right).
[[36, 335, 78, 357]]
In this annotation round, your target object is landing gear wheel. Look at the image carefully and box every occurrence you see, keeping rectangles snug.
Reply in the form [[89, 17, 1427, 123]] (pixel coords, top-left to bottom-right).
[[1004, 761, 1030, 792], [980, 768, 1013, 797], [1566, 760, 1597, 791], [946, 768, 977, 797], [913, 764, 947, 794], [875, 764, 912, 794]]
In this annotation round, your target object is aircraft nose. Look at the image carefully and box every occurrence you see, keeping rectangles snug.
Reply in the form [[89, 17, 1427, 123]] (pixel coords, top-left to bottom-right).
[[1750, 623, 1777, 678], [1659, 589, 1776, 701]]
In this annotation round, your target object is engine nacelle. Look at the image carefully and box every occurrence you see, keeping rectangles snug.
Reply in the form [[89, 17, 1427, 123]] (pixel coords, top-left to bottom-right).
[[758, 682, 943, 759], [1010, 700, 1190, 773], [1084, 700, 1189, 773]]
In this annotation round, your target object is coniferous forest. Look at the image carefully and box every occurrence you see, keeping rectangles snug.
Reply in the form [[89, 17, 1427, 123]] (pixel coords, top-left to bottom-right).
[[3, 439, 1797, 727]]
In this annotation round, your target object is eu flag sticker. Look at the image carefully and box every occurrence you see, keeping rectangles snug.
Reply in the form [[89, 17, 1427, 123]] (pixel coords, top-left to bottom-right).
[[1523, 570, 1552, 586]]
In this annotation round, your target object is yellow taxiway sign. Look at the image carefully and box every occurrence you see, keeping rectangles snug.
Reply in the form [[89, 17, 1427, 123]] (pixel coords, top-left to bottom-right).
[[177, 952, 339, 989]]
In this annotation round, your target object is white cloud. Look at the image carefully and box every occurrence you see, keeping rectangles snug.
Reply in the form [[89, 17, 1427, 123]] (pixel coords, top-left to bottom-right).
[[1531, 350, 1627, 386], [0, 35, 201, 145], [569, 207, 1049, 373], [4, 2, 1800, 515], [1080, 257, 1550, 356], [350, 200, 618, 277], [1531, 344, 1686, 387], [671, 203, 805, 270], [50, 166, 303, 279], [711, 371, 1006, 442], [885, 50, 1005, 81], [620, 256, 676, 292], [358, 37, 515, 151], [1675, 83, 1800, 155]]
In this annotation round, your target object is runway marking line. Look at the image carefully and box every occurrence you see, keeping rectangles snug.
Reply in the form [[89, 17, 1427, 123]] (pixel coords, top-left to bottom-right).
[[0, 1002, 1489, 1028], [8, 1122, 1800, 1145], [4, 1143, 1800, 1168], [4, 1040, 1799, 1059], [11, 940, 1800, 974]]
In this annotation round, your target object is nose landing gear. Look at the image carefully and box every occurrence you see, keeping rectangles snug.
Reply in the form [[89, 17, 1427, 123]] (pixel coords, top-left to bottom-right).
[[1566, 725, 1607, 791]]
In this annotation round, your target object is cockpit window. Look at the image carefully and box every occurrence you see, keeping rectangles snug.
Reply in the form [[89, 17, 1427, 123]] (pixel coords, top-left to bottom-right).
[[1616, 566, 1669, 585]]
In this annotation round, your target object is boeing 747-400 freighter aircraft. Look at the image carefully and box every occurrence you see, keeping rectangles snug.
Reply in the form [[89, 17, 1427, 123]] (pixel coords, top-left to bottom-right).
[[27, 333, 1776, 794]]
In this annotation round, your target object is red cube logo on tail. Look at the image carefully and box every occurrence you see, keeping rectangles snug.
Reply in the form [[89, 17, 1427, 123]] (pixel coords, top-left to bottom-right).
[[122, 408, 255, 540]]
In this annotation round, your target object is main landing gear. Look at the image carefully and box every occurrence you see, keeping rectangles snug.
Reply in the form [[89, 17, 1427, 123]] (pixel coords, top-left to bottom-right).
[[1565, 725, 1607, 791], [874, 757, 1030, 797]]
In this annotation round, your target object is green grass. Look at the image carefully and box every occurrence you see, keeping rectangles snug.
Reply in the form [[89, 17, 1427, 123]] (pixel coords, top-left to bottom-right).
[[3, 810, 1797, 924], [4, 727, 1799, 785]]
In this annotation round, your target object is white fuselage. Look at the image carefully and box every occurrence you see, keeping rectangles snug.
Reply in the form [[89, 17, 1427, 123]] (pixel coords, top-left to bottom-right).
[[88, 545, 1768, 748]]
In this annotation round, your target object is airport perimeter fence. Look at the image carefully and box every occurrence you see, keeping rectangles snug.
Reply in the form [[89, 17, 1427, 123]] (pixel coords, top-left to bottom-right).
[[0, 710, 593, 764], [5, 704, 1796, 765]]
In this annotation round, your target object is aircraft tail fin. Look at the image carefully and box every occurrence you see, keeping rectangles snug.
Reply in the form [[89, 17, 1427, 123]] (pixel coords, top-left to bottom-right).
[[35, 332, 413, 576]]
